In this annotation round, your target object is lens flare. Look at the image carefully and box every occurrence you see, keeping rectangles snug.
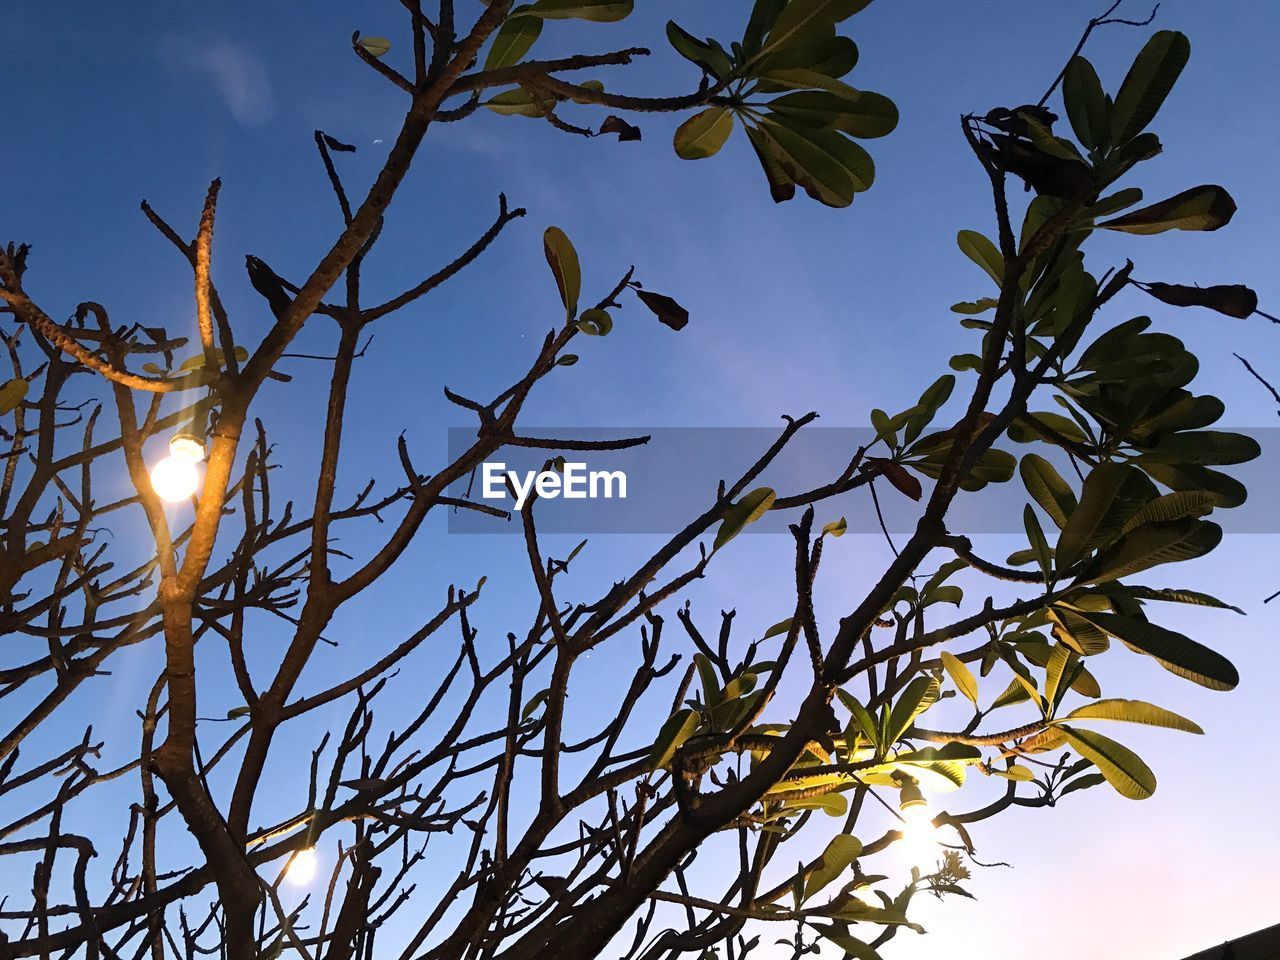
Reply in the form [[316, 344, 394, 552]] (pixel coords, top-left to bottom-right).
[[898, 801, 940, 866], [150, 435, 205, 503], [150, 455, 200, 502], [285, 847, 318, 886]]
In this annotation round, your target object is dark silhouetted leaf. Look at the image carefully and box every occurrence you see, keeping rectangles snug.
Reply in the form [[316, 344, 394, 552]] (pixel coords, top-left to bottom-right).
[[530, 0, 634, 22], [1140, 282, 1258, 319], [767, 90, 898, 139], [1072, 611, 1239, 690], [868, 459, 921, 501], [1062, 56, 1108, 150], [598, 115, 641, 141], [1110, 30, 1190, 144], [635, 289, 690, 330]]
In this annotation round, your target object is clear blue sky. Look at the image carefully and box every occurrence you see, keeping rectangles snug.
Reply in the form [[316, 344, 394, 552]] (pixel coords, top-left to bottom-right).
[[4, 2, 1279, 957]]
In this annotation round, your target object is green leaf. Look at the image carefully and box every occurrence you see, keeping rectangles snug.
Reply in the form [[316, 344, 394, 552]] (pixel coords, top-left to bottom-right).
[[714, 487, 776, 550], [926, 585, 962, 607], [989, 676, 1032, 711], [940, 651, 978, 706], [786, 791, 849, 817], [1137, 460, 1246, 509], [871, 405, 896, 441], [1042, 642, 1076, 712], [760, 0, 874, 59], [951, 298, 999, 315], [904, 375, 954, 444], [754, 34, 860, 86], [1008, 411, 1090, 446], [745, 122, 797, 203], [1022, 114, 1086, 163], [767, 89, 898, 138], [836, 689, 879, 748], [694, 653, 722, 707], [762, 617, 794, 640], [1062, 56, 1109, 151], [666, 22, 732, 78], [177, 345, 249, 372], [1072, 610, 1239, 690], [1020, 454, 1077, 530], [1059, 698, 1202, 734], [555, 354, 578, 366], [721, 670, 757, 703], [0, 378, 28, 415], [575, 308, 613, 336], [1137, 430, 1260, 467], [543, 226, 581, 315], [482, 87, 553, 117], [994, 764, 1035, 781], [822, 516, 848, 538], [1024, 505, 1053, 582], [744, 0, 787, 52], [804, 834, 863, 899], [1121, 585, 1243, 614], [1049, 606, 1110, 657], [887, 676, 939, 744], [485, 14, 542, 70], [1058, 725, 1156, 799], [757, 117, 874, 206], [674, 107, 735, 160], [1060, 771, 1106, 797], [521, 688, 550, 721], [648, 708, 700, 770], [816, 924, 882, 959], [530, 0, 634, 22], [1099, 185, 1236, 235], [1120, 491, 1218, 533], [1082, 519, 1221, 585], [1087, 187, 1144, 219], [1110, 31, 1190, 144], [956, 229, 1004, 285], [1055, 463, 1154, 570], [356, 36, 391, 58]]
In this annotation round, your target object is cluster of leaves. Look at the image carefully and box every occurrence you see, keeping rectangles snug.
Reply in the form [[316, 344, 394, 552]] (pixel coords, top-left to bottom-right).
[[540, 225, 690, 373], [667, 0, 898, 206], [481, 0, 899, 207], [910, 32, 1258, 798], [633, 30, 1259, 955]]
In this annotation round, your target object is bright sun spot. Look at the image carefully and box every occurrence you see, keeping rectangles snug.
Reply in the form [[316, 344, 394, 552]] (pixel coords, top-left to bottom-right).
[[898, 803, 940, 867], [150, 435, 205, 503], [285, 847, 318, 885]]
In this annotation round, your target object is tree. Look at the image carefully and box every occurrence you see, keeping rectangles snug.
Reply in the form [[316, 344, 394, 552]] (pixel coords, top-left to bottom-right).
[[0, 2, 1265, 959]]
